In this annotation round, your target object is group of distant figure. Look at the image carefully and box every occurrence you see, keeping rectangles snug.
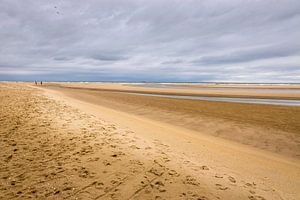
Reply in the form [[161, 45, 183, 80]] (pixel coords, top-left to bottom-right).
[[35, 81, 43, 86]]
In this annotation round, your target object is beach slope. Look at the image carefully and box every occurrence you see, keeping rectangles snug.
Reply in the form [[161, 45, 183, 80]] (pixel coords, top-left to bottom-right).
[[0, 83, 299, 200]]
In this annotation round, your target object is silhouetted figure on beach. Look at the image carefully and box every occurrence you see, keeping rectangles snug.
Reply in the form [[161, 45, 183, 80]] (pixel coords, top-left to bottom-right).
[[40, 81, 43, 86], [35, 81, 37, 85]]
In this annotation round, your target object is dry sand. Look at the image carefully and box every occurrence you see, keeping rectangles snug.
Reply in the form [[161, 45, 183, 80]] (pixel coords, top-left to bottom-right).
[[1, 82, 300, 200]]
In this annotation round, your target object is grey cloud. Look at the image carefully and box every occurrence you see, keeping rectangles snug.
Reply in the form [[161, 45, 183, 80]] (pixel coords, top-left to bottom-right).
[[53, 57, 71, 61], [90, 54, 128, 61], [193, 43, 300, 65], [0, 0, 299, 82], [161, 60, 184, 65]]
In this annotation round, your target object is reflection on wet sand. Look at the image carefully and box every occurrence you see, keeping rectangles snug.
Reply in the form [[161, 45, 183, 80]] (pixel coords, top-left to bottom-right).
[[124, 92, 300, 106]]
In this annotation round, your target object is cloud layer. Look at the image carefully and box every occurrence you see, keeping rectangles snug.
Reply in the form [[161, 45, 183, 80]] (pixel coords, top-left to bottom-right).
[[0, 0, 300, 82]]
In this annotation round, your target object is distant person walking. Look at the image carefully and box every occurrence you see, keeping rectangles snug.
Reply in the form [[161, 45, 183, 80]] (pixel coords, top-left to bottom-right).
[[40, 81, 43, 86], [35, 81, 37, 85]]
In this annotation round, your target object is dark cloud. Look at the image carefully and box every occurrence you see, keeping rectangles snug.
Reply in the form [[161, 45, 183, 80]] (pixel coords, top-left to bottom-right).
[[0, 0, 299, 82], [161, 60, 184, 65], [90, 54, 128, 61], [53, 57, 71, 61]]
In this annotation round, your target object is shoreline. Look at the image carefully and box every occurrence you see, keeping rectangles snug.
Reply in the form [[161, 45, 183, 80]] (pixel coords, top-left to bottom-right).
[[46, 83, 300, 100]]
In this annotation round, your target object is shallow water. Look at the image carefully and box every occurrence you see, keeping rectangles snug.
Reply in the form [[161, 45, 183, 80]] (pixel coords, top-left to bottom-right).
[[124, 92, 300, 106], [127, 83, 300, 93]]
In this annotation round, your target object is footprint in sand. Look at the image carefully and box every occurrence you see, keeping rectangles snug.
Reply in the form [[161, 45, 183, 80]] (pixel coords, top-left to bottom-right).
[[94, 181, 105, 190], [248, 195, 266, 200], [214, 174, 223, 179], [180, 191, 208, 200], [192, 165, 209, 171], [215, 183, 229, 190], [78, 167, 95, 178], [5, 154, 13, 162], [149, 167, 164, 176], [228, 176, 236, 183], [129, 160, 144, 166], [200, 165, 209, 170], [183, 175, 200, 186], [111, 151, 125, 158], [152, 180, 166, 192], [153, 139, 169, 148], [245, 182, 257, 189], [130, 145, 141, 149], [168, 169, 180, 177], [103, 160, 112, 166]]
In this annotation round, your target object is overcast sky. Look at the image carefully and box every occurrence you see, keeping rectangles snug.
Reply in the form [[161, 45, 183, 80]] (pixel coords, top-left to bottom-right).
[[0, 0, 300, 82]]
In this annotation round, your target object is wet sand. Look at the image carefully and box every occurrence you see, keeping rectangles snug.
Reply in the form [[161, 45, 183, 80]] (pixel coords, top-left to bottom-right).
[[1, 82, 300, 200], [47, 83, 300, 159], [47, 82, 300, 100], [124, 83, 300, 94], [121, 92, 300, 106]]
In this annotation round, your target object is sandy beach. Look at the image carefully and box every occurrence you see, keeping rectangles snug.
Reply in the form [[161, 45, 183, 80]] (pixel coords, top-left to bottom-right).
[[1, 82, 300, 200], [2, 0, 300, 199]]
